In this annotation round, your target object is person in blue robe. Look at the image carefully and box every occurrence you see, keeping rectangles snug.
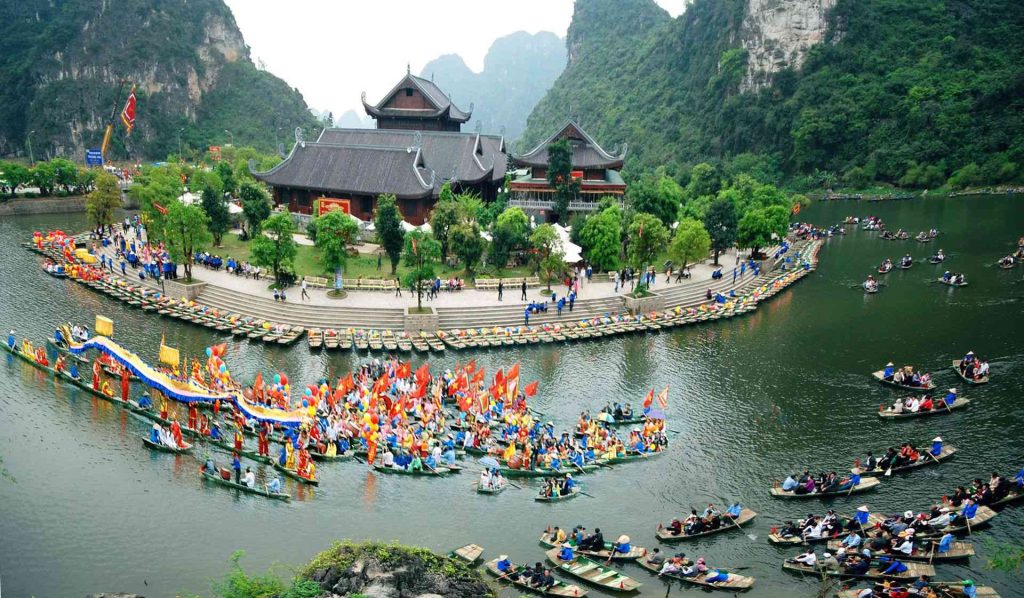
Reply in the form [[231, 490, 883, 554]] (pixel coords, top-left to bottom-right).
[[557, 543, 574, 561]]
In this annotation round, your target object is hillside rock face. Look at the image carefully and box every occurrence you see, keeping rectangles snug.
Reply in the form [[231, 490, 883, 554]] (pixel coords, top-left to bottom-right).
[[740, 0, 838, 91], [0, 0, 316, 160]]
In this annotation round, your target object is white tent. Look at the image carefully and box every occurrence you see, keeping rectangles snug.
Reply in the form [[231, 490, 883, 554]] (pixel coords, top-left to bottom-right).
[[552, 223, 583, 263]]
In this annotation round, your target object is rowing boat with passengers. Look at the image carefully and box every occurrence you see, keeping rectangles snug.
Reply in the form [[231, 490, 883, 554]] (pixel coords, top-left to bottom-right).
[[656, 507, 757, 541], [879, 396, 970, 419], [952, 359, 989, 385], [484, 557, 588, 597], [539, 529, 647, 561], [825, 538, 975, 561], [837, 584, 999, 598], [771, 476, 881, 498], [544, 547, 642, 593], [855, 443, 957, 476], [635, 554, 755, 591], [872, 367, 936, 391], [782, 558, 934, 582], [200, 466, 290, 501]]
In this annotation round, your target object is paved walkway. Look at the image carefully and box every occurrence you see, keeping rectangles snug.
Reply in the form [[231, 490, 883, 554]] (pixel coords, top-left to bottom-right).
[[100, 237, 758, 310]]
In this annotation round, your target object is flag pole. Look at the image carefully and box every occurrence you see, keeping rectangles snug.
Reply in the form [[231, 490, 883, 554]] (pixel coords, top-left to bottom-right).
[[101, 80, 128, 160]]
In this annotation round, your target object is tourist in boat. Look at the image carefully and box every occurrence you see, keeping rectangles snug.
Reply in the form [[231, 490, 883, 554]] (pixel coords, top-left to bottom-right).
[[878, 556, 909, 576], [863, 276, 879, 293], [890, 530, 914, 555], [791, 548, 817, 567], [726, 502, 742, 519], [782, 474, 799, 491], [242, 467, 255, 488], [931, 249, 945, 263], [150, 424, 162, 444], [267, 476, 282, 494], [879, 258, 893, 272], [998, 254, 1014, 267], [900, 254, 913, 267], [579, 527, 604, 551], [557, 542, 575, 561]]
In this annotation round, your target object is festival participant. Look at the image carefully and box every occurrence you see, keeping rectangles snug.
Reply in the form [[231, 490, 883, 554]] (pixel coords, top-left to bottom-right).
[[267, 476, 282, 494], [557, 542, 575, 562], [791, 548, 817, 568], [150, 424, 162, 444], [170, 419, 183, 447], [232, 452, 242, 484], [242, 467, 255, 488]]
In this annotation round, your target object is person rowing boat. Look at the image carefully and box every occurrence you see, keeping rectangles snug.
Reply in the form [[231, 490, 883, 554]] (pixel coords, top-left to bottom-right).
[[658, 502, 748, 538], [878, 363, 933, 389], [863, 276, 879, 293], [878, 258, 893, 273], [955, 351, 988, 382], [997, 254, 1015, 269], [928, 249, 946, 264], [843, 578, 983, 598], [915, 231, 930, 242], [944, 471, 1022, 508], [899, 254, 913, 268], [856, 440, 947, 474], [940, 271, 966, 285], [538, 474, 576, 499], [773, 469, 869, 496]]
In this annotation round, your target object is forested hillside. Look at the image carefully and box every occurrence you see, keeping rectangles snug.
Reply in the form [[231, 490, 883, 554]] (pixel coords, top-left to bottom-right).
[[0, 0, 319, 162], [524, 0, 1024, 190]]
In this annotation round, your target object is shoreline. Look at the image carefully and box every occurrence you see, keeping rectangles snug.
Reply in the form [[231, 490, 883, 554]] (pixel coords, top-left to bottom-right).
[[24, 233, 823, 349], [0, 196, 87, 215]]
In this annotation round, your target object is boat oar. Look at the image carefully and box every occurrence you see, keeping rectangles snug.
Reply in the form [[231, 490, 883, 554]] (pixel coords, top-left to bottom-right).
[[578, 489, 597, 499]]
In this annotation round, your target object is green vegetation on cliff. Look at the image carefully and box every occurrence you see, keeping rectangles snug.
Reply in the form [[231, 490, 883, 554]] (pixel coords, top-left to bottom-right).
[[524, 0, 1024, 191], [0, 0, 318, 161]]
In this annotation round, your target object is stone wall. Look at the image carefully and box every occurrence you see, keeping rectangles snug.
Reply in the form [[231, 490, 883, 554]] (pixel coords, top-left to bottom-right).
[[404, 307, 439, 333], [0, 196, 87, 216], [164, 279, 207, 301], [623, 291, 663, 315], [741, 0, 838, 92]]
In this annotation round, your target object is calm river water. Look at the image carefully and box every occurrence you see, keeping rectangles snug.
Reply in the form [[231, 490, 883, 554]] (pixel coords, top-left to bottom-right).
[[1, 195, 1022, 597]]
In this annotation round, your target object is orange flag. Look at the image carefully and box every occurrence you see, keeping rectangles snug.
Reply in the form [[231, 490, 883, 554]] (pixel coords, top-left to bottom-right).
[[523, 381, 539, 397], [642, 388, 655, 409]]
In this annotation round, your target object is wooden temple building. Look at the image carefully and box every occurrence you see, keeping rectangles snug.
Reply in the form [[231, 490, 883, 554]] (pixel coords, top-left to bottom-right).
[[253, 71, 506, 224], [508, 121, 627, 215]]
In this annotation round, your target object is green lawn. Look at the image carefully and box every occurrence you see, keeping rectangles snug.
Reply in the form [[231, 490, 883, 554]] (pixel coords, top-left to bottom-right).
[[211, 232, 534, 285]]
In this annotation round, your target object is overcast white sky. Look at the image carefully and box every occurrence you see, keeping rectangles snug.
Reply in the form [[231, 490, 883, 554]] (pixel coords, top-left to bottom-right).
[[224, 0, 685, 118]]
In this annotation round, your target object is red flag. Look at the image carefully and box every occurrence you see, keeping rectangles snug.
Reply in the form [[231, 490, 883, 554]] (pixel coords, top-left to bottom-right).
[[506, 363, 519, 383], [465, 360, 476, 374], [494, 367, 505, 388], [471, 368, 486, 385], [477, 389, 489, 413], [415, 363, 430, 385], [411, 379, 428, 399], [642, 388, 654, 409], [523, 381, 539, 397], [152, 201, 168, 216], [656, 386, 669, 409], [120, 86, 137, 134], [396, 361, 411, 379]]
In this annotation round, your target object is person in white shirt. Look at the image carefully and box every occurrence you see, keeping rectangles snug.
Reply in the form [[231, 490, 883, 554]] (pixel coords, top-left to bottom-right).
[[892, 532, 914, 555], [793, 549, 817, 567], [243, 467, 255, 488], [928, 507, 952, 528], [382, 448, 395, 468], [480, 469, 491, 488]]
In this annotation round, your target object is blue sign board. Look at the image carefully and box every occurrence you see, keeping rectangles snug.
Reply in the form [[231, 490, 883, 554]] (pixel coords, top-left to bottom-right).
[[85, 149, 103, 166]]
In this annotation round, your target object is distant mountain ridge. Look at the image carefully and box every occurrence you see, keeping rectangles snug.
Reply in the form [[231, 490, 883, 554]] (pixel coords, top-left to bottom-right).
[[0, 0, 319, 161], [420, 31, 566, 143]]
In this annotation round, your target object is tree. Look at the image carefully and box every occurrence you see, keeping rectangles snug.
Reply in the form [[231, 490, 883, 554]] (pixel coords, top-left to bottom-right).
[[455, 192, 484, 223], [737, 205, 789, 257], [686, 163, 720, 199], [669, 218, 711, 272], [201, 185, 230, 246], [51, 158, 80, 193], [579, 206, 622, 271], [163, 200, 212, 282], [530, 223, 565, 291], [626, 212, 669, 291], [85, 172, 122, 231], [450, 222, 486, 274], [30, 161, 56, 196], [629, 173, 683, 227], [215, 161, 238, 195], [0, 161, 31, 197], [315, 210, 359, 282], [239, 182, 271, 235], [430, 187, 460, 261], [546, 138, 579, 222], [129, 164, 185, 238], [703, 198, 738, 265], [251, 212, 298, 284], [402, 231, 441, 311], [374, 194, 405, 274], [489, 207, 529, 272]]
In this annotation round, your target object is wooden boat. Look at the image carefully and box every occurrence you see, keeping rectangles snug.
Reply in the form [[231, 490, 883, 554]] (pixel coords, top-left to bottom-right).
[[539, 531, 647, 561], [499, 464, 598, 478], [898, 261, 912, 269], [872, 371, 937, 391], [635, 555, 754, 591], [544, 547, 641, 593], [998, 261, 1015, 270], [771, 477, 880, 498], [601, 450, 665, 465], [307, 328, 323, 349], [826, 539, 974, 561], [200, 468, 290, 501], [655, 508, 757, 541], [477, 481, 506, 494], [952, 360, 988, 384], [484, 558, 588, 597], [272, 462, 318, 486], [857, 445, 957, 476], [937, 277, 968, 287], [449, 543, 484, 564], [879, 398, 971, 418], [837, 585, 999, 598], [535, 487, 580, 502], [142, 437, 192, 454], [782, 559, 934, 581], [863, 283, 879, 294], [372, 464, 449, 476]]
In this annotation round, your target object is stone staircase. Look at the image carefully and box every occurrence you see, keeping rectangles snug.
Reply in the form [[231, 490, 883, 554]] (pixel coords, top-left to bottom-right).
[[196, 285, 405, 329]]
